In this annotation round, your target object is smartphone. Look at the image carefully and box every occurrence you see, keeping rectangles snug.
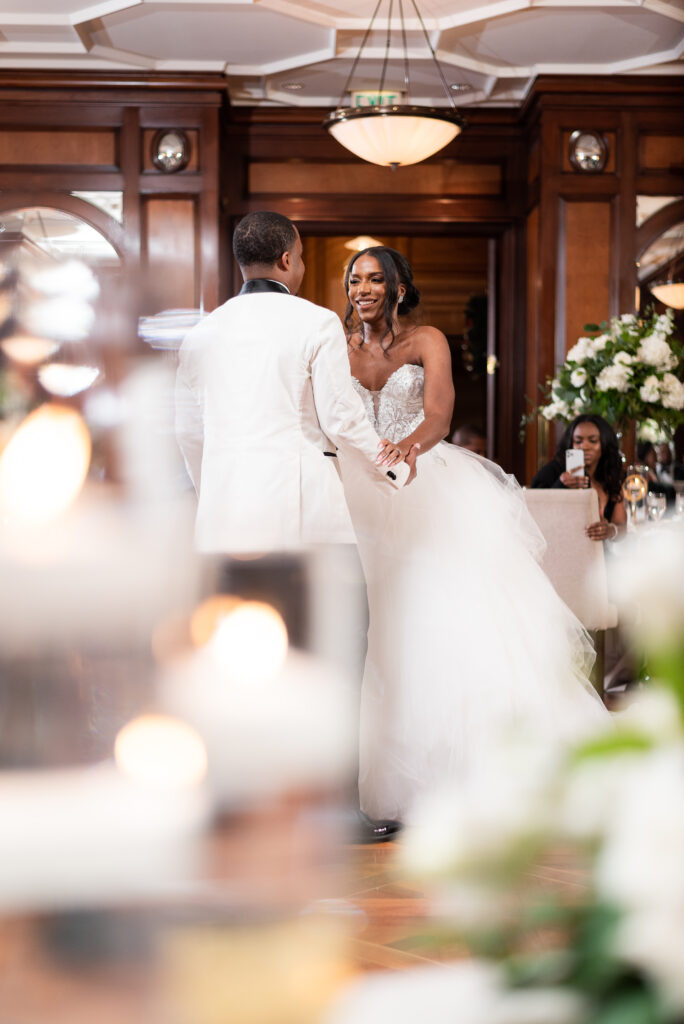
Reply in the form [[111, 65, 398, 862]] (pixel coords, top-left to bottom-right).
[[565, 448, 585, 476]]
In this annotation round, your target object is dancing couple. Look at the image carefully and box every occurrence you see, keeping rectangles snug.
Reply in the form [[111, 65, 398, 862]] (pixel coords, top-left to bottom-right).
[[176, 211, 607, 835]]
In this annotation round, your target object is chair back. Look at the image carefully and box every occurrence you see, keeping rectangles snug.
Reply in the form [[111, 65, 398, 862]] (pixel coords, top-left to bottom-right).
[[524, 488, 618, 630]]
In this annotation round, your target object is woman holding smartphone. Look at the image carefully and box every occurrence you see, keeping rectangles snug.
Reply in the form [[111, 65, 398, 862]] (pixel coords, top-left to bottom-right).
[[530, 414, 627, 541]]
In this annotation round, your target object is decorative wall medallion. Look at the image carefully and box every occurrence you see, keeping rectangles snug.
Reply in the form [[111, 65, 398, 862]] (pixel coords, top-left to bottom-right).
[[151, 129, 191, 173], [568, 130, 608, 173]]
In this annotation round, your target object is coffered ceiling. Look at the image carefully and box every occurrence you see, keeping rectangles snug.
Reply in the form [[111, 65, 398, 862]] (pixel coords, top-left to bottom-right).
[[0, 1, 682, 108]]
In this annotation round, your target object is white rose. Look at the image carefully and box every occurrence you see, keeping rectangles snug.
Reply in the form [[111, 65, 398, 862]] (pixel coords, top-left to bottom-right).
[[596, 364, 632, 393], [639, 375, 661, 403], [566, 339, 591, 363], [637, 419, 660, 443], [570, 367, 587, 387], [637, 334, 676, 369], [615, 909, 684, 1012], [572, 397, 584, 414], [661, 373, 684, 411], [592, 333, 609, 352], [620, 313, 636, 325], [656, 311, 674, 335], [613, 350, 634, 366]]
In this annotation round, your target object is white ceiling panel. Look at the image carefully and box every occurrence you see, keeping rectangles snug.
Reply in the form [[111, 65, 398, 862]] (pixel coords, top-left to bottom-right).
[[446, 8, 682, 68], [0, 0, 680, 108], [92, 4, 330, 64]]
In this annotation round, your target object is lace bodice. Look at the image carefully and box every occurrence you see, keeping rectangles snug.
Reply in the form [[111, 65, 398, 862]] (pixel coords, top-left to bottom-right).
[[352, 364, 425, 443]]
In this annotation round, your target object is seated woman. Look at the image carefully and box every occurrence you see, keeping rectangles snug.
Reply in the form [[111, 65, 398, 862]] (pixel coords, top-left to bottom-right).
[[530, 414, 627, 542]]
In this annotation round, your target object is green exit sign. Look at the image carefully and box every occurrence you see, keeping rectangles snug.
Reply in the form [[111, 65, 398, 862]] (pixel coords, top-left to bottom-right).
[[351, 91, 405, 107]]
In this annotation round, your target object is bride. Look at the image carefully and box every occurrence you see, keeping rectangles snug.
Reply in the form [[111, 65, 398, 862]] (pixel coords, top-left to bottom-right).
[[338, 246, 608, 823]]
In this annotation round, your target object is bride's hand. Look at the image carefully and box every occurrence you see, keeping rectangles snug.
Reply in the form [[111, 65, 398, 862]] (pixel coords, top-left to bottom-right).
[[377, 438, 409, 467], [404, 444, 420, 484]]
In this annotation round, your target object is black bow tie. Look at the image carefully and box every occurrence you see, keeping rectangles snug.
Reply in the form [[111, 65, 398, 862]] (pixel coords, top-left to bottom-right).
[[239, 279, 289, 296]]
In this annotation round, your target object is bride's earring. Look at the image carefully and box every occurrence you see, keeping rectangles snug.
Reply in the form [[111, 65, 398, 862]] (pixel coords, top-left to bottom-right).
[[398, 295, 404, 304]]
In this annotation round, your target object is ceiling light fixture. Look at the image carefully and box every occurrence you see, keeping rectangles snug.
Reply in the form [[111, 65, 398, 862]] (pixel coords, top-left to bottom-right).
[[323, 0, 465, 168], [650, 279, 684, 310]]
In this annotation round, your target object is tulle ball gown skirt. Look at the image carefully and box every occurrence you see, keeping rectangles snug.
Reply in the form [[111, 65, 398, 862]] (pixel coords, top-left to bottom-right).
[[341, 442, 608, 823]]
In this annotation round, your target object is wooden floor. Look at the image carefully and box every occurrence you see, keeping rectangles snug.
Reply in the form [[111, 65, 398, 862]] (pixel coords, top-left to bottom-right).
[[338, 838, 589, 972]]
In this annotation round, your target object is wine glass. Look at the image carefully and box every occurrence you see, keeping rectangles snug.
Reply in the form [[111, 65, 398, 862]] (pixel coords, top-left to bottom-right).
[[622, 467, 647, 526], [646, 492, 667, 522]]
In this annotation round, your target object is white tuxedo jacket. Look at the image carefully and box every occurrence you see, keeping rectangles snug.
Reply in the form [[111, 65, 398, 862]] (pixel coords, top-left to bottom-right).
[[175, 288, 407, 553]]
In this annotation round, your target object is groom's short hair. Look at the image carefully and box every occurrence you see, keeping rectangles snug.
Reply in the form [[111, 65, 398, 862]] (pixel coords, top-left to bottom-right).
[[233, 211, 298, 268]]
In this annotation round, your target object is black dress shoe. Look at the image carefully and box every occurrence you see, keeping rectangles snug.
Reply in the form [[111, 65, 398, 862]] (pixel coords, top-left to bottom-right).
[[356, 811, 402, 843]]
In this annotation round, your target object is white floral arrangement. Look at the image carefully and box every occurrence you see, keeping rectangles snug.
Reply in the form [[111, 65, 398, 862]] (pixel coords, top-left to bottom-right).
[[523, 308, 684, 438], [392, 527, 684, 1024]]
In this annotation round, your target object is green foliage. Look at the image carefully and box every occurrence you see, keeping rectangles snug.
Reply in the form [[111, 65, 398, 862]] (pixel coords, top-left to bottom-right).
[[521, 308, 684, 438]]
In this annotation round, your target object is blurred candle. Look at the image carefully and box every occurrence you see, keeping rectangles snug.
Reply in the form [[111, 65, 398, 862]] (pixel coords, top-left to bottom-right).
[[115, 714, 208, 788], [0, 403, 91, 525]]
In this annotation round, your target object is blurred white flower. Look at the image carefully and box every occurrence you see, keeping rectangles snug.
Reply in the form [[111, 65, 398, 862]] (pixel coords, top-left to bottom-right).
[[616, 908, 684, 1012], [400, 740, 557, 879], [637, 419, 661, 443], [613, 351, 634, 366], [639, 374, 661, 403], [596, 364, 632, 393], [661, 373, 684, 411], [542, 400, 569, 421], [325, 962, 585, 1024], [596, 748, 684, 913], [637, 333, 677, 369], [28, 260, 100, 301], [556, 751, 644, 841], [25, 296, 95, 342], [570, 367, 587, 387], [619, 314, 637, 325], [566, 338, 592, 363], [596, 748, 684, 1009], [592, 334, 609, 351], [609, 529, 684, 648], [656, 311, 674, 335]]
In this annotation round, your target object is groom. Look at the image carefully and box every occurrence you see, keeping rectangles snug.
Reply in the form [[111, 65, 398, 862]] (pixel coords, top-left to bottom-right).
[[176, 211, 412, 841], [176, 210, 410, 553]]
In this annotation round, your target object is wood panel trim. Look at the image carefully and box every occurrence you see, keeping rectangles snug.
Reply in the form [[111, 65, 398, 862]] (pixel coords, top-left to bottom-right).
[[636, 197, 684, 258], [0, 190, 126, 257]]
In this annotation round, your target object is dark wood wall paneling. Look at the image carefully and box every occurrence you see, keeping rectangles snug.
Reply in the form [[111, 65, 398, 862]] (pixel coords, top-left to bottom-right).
[[223, 105, 528, 471], [520, 76, 684, 477], [1, 73, 682, 478], [0, 72, 226, 314]]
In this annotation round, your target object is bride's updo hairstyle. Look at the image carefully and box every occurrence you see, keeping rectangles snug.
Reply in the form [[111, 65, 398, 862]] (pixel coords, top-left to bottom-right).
[[344, 246, 421, 349]]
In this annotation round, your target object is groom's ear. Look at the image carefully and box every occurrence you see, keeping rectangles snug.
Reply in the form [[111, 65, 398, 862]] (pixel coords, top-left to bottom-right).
[[278, 249, 292, 271]]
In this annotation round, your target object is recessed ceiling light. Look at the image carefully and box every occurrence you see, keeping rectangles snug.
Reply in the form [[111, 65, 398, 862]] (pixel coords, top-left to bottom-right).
[[281, 82, 304, 91]]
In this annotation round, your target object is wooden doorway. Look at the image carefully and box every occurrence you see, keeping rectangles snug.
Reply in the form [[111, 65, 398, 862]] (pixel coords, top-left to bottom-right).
[[299, 233, 491, 453]]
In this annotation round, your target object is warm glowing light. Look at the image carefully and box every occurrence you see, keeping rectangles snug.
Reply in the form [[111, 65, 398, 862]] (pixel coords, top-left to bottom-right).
[[210, 600, 288, 684], [115, 714, 207, 787], [37, 362, 100, 397], [326, 107, 462, 167], [190, 594, 244, 648], [0, 333, 59, 366], [650, 282, 684, 310], [0, 403, 91, 525], [344, 235, 384, 252]]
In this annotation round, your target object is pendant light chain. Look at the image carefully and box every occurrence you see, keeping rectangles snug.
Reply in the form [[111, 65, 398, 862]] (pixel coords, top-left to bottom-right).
[[336, 0, 384, 109], [407, 0, 458, 110], [378, 0, 395, 98], [398, 0, 411, 103]]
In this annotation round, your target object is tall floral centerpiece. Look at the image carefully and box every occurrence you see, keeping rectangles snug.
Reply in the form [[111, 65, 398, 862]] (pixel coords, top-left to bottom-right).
[[523, 309, 684, 454]]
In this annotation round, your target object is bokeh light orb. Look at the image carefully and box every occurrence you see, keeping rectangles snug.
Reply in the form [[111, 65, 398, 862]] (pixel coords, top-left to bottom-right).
[[210, 600, 289, 684], [114, 714, 208, 788], [0, 403, 91, 525]]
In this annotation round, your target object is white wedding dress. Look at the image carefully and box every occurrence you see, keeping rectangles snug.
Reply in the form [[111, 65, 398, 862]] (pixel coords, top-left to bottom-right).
[[339, 363, 608, 822]]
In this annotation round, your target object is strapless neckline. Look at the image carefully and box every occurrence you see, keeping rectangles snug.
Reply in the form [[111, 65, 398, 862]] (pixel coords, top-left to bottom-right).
[[353, 363, 423, 394]]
